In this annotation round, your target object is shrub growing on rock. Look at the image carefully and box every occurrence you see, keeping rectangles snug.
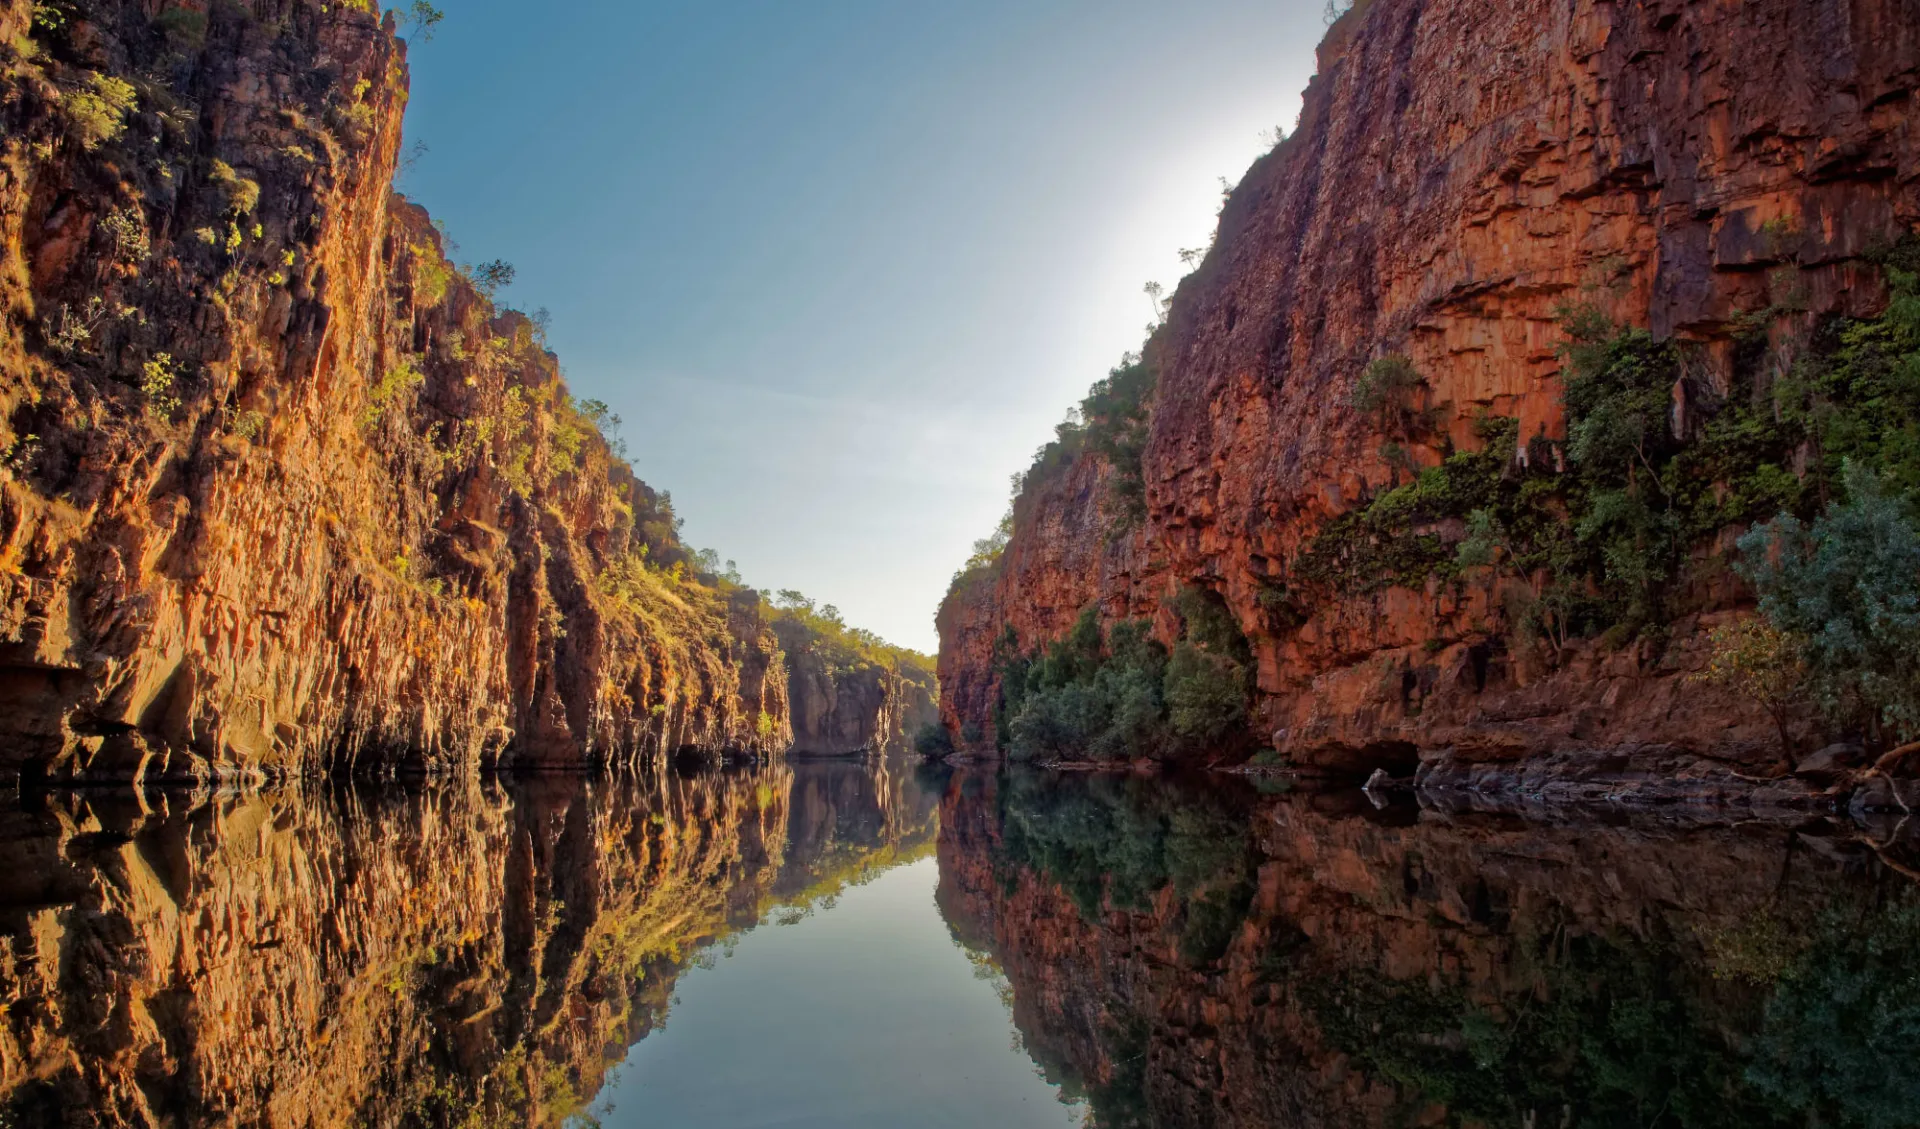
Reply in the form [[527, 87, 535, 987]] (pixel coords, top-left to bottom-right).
[[1739, 462, 1920, 744], [1692, 618, 1808, 763], [999, 591, 1254, 763], [61, 71, 136, 150], [209, 159, 261, 217]]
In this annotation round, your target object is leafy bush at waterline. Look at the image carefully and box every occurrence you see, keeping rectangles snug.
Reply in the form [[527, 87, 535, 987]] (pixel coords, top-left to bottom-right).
[[996, 589, 1253, 762], [913, 722, 954, 759]]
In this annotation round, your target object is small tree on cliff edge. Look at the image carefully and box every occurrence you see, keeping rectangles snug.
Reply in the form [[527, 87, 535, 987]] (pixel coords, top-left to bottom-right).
[[472, 259, 515, 299], [405, 2, 445, 41]]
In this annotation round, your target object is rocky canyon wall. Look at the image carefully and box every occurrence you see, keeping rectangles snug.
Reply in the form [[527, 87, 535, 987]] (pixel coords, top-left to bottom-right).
[[786, 647, 939, 757], [939, 0, 1920, 774], [0, 0, 835, 782]]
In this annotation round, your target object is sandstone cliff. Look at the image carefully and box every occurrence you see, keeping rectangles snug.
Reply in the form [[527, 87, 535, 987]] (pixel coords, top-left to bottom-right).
[[0, 0, 806, 782], [772, 608, 939, 757], [939, 0, 1920, 776], [785, 648, 939, 756]]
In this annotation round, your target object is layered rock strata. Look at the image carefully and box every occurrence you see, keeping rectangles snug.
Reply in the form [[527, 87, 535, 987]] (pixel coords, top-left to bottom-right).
[[939, 0, 1920, 774], [0, 0, 800, 781]]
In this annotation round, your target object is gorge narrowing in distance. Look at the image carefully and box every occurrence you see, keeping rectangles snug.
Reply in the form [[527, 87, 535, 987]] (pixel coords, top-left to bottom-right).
[[4, 0, 1920, 1126]]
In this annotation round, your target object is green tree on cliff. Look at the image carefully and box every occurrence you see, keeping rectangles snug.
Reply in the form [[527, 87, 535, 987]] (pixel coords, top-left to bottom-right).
[[1739, 462, 1920, 744]]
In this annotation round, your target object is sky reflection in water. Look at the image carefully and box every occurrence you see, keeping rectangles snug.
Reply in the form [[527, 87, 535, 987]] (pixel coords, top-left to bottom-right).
[[597, 856, 1086, 1129]]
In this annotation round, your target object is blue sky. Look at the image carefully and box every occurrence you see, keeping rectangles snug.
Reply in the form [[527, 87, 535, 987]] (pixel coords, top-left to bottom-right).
[[400, 0, 1326, 653]]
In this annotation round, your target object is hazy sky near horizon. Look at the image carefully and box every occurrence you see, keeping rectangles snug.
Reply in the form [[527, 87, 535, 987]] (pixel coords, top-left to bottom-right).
[[400, 1, 1327, 653]]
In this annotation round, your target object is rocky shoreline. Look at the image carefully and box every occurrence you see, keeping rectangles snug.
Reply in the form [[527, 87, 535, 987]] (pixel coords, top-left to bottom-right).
[[952, 741, 1920, 822]]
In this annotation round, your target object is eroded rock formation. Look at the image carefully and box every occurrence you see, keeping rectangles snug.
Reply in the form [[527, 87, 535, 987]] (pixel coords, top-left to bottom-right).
[[939, 0, 1920, 775], [0, 0, 825, 781], [786, 647, 940, 757]]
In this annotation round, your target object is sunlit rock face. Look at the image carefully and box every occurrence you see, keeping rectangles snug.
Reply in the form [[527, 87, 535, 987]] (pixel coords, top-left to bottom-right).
[[0, 759, 940, 1128], [939, 0, 1920, 772], [938, 768, 1920, 1128], [0, 0, 794, 782]]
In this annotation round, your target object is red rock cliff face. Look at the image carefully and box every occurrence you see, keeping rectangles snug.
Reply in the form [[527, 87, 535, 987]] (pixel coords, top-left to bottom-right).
[[0, 0, 793, 781], [940, 0, 1920, 770]]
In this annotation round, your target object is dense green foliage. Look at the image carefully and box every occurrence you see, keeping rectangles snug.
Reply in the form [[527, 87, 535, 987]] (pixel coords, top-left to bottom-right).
[[1290, 257, 1920, 698], [994, 589, 1253, 762], [1290, 414, 1516, 596], [1738, 464, 1920, 742], [1729, 262, 1920, 741], [912, 722, 954, 759], [1293, 320, 1795, 645]]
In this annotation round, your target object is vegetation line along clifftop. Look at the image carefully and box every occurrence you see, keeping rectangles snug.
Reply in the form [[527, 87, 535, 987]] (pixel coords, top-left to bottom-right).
[[936, 0, 1920, 808], [0, 0, 931, 784]]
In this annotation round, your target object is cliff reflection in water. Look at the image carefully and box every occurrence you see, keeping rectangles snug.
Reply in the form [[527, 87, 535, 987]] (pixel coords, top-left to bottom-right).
[[0, 758, 940, 1128], [938, 769, 1920, 1129]]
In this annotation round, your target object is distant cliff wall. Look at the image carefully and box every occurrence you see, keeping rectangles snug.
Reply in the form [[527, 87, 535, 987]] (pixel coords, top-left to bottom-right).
[[940, 0, 1920, 773], [780, 626, 939, 756]]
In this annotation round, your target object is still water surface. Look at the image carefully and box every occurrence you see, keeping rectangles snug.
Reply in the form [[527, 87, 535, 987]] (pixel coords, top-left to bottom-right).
[[600, 857, 1084, 1128], [3, 759, 1919, 1128]]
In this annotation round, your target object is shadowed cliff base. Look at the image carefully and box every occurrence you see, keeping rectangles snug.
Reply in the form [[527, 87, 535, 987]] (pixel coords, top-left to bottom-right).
[[935, 0, 1920, 801]]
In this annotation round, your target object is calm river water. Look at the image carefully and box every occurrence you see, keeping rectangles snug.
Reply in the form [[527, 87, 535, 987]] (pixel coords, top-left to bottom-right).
[[3, 759, 1918, 1127]]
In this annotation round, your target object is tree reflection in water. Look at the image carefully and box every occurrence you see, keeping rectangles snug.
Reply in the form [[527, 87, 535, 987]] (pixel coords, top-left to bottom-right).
[[8, 759, 1917, 1129], [937, 767, 1920, 1129]]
